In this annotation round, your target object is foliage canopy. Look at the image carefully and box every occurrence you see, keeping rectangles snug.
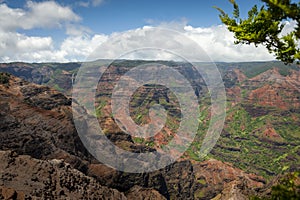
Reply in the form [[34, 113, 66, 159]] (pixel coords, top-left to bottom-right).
[[215, 0, 300, 64]]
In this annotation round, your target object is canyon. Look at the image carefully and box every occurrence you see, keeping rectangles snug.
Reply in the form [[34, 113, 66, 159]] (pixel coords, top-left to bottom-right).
[[0, 61, 299, 199]]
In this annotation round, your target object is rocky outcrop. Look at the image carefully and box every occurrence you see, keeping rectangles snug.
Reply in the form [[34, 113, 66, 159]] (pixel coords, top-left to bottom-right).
[[0, 151, 126, 200], [0, 75, 91, 172], [126, 186, 167, 200], [86, 158, 266, 200], [192, 159, 265, 199], [211, 181, 248, 200]]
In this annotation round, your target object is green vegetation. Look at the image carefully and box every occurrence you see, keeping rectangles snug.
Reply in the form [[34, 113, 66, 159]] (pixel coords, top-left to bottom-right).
[[132, 137, 144, 143], [197, 178, 207, 185], [208, 105, 300, 179], [0, 72, 10, 85], [132, 137, 155, 147], [95, 100, 107, 118], [53, 84, 64, 92], [239, 62, 298, 78], [270, 172, 300, 199], [215, 0, 300, 64], [185, 101, 211, 161], [194, 189, 205, 199], [252, 172, 300, 199], [185, 93, 300, 179]]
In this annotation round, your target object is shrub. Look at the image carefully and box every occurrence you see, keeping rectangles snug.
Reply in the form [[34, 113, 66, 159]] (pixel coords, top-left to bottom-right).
[[0, 72, 10, 85]]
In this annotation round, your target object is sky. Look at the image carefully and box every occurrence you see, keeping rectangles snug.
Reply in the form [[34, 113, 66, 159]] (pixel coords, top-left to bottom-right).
[[0, 0, 294, 63]]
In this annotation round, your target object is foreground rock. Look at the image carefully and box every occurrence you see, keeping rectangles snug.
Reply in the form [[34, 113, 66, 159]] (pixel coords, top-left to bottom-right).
[[0, 151, 126, 200], [0, 150, 265, 200]]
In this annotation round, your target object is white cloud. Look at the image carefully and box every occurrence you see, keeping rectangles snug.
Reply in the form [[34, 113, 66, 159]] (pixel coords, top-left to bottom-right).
[[77, 1, 90, 8], [0, 23, 277, 63], [280, 20, 298, 37], [0, 31, 109, 62], [92, 0, 104, 7], [60, 34, 108, 61], [0, 32, 52, 54], [81, 25, 275, 62], [0, 1, 276, 63], [280, 20, 300, 48], [0, 1, 84, 62], [77, 0, 104, 7], [184, 25, 275, 62], [0, 1, 80, 31], [66, 24, 91, 36], [16, 35, 53, 52]]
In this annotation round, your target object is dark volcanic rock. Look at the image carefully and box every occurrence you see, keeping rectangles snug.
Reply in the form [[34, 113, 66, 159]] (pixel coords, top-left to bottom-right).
[[0, 75, 90, 171], [0, 151, 126, 200], [21, 86, 72, 110], [87, 159, 266, 200]]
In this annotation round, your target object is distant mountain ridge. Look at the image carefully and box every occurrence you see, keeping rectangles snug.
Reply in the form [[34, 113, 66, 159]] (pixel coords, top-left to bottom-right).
[[0, 60, 298, 94]]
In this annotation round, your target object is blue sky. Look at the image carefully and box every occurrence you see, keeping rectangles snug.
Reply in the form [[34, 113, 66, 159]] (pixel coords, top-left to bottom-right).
[[0, 0, 283, 62], [72, 0, 262, 34], [7, 0, 262, 35]]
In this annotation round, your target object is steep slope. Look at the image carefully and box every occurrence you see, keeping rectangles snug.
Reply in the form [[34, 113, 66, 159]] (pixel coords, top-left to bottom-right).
[[0, 73, 91, 172], [0, 73, 268, 199], [89, 61, 300, 179], [210, 66, 300, 178]]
